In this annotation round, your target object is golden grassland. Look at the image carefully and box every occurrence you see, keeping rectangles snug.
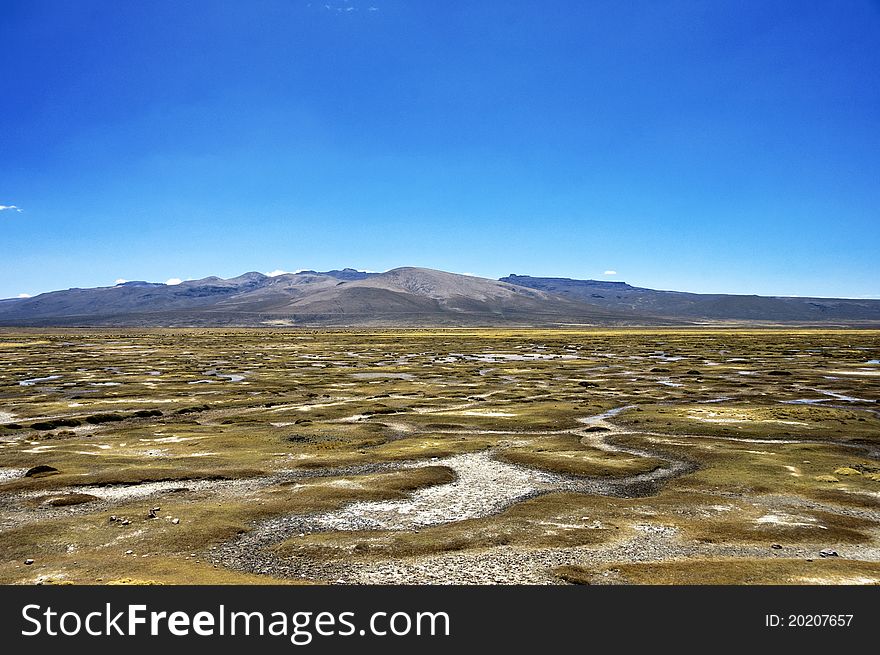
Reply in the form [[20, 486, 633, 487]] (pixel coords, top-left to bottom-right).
[[0, 328, 878, 584]]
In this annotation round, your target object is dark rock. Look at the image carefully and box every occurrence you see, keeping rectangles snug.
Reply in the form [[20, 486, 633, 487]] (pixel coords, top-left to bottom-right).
[[819, 549, 839, 558], [771, 544, 783, 550], [25, 465, 59, 478]]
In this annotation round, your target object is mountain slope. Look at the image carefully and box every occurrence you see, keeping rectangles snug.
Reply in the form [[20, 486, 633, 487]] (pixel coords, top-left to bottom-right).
[[500, 275, 880, 322], [0, 268, 660, 327], [3, 268, 875, 327]]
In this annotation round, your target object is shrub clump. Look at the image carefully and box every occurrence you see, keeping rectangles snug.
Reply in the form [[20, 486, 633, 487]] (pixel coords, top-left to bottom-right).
[[133, 409, 163, 418], [85, 413, 125, 424], [175, 404, 211, 415], [31, 418, 81, 430]]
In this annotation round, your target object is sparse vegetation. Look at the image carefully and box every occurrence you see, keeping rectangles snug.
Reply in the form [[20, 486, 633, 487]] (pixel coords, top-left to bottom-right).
[[0, 328, 878, 584]]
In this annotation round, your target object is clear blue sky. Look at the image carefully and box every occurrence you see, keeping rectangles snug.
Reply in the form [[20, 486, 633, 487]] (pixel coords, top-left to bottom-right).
[[1, 1, 878, 299]]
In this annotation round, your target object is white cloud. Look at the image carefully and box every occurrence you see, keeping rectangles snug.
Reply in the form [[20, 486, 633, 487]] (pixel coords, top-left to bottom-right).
[[265, 269, 294, 277], [115, 278, 128, 285], [0, 205, 23, 213], [603, 270, 617, 276], [17, 293, 31, 298], [165, 278, 182, 286]]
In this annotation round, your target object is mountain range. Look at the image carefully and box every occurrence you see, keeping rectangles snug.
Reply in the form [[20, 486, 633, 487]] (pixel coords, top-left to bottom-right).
[[0, 267, 877, 327]]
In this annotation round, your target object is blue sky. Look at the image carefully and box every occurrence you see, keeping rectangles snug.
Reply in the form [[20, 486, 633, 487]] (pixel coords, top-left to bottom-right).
[[1, 0, 878, 299]]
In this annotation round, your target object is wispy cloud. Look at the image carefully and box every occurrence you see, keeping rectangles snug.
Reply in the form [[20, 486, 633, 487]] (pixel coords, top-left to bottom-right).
[[17, 293, 31, 298], [165, 278, 182, 286], [314, 2, 379, 13], [0, 205, 23, 213], [265, 269, 294, 277], [603, 270, 617, 276]]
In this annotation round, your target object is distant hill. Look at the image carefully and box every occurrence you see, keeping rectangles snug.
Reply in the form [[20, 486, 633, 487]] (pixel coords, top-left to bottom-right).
[[0, 268, 659, 327], [500, 275, 880, 323], [1, 268, 876, 327]]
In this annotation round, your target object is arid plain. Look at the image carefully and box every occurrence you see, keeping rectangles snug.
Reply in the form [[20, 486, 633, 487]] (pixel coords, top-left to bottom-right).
[[1, 328, 878, 585]]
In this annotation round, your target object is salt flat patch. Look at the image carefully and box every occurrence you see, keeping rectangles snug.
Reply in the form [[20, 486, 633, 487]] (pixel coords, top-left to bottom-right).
[[19, 375, 61, 386], [21, 445, 58, 453], [755, 513, 824, 528], [457, 410, 517, 417], [336, 414, 370, 423], [0, 467, 27, 482], [287, 401, 348, 412], [140, 436, 195, 444], [309, 451, 569, 531], [576, 406, 632, 425], [0, 411, 17, 423], [827, 370, 880, 376], [136, 448, 170, 457], [807, 388, 875, 403], [685, 409, 808, 426]]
